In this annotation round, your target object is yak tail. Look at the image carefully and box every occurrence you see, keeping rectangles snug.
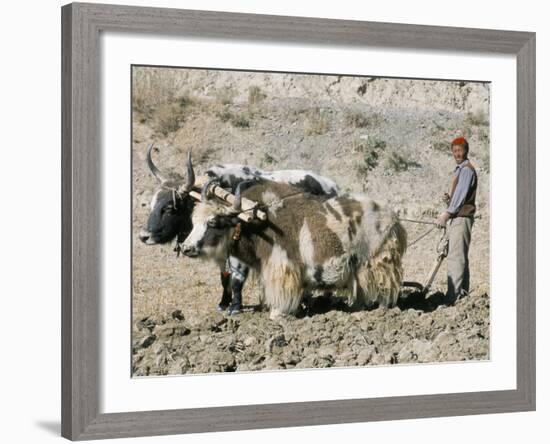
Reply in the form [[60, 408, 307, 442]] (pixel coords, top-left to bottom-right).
[[357, 219, 407, 308]]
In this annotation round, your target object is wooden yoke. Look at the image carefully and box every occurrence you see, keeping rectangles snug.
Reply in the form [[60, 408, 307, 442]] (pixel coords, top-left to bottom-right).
[[190, 175, 267, 223]]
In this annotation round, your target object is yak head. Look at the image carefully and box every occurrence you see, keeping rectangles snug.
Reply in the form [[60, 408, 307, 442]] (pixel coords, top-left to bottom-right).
[[139, 144, 196, 245], [181, 180, 255, 261]]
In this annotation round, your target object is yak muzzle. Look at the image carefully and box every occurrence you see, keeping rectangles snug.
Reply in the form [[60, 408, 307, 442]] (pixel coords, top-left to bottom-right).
[[182, 245, 199, 257], [139, 229, 155, 245]]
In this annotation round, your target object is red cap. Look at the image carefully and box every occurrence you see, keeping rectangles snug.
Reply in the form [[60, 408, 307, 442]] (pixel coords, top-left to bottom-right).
[[452, 136, 468, 146]]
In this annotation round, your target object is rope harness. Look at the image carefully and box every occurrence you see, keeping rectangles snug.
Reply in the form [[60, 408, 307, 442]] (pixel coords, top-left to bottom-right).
[[397, 217, 442, 249], [406, 225, 437, 248], [232, 222, 242, 241]]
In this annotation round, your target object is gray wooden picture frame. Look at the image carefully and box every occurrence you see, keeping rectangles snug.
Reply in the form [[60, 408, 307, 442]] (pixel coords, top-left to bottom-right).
[[61, 2, 536, 440]]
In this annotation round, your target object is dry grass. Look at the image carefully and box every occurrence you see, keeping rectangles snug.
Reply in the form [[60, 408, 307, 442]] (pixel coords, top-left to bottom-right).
[[354, 136, 387, 177], [345, 111, 384, 128], [215, 87, 237, 105], [345, 111, 369, 128], [432, 121, 446, 132], [477, 127, 490, 143], [465, 110, 489, 126], [385, 151, 420, 172], [171, 117, 224, 164], [132, 67, 198, 136], [216, 109, 251, 128], [152, 103, 187, 136], [216, 109, 233, 123], [305, 107, 329, 135], [133, 67, 191, 112], [263, 152, 277, 165], [231, 114, 251, 128], [248, 85, 266, 105], [480, 152, 491, 172], [431, 140, 452, 155], [357, 149, 380, 176]]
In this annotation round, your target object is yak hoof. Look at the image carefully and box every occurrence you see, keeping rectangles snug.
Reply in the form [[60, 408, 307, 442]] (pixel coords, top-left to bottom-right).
[[269, 309, 286, 321], [227, 305, 242, 316]]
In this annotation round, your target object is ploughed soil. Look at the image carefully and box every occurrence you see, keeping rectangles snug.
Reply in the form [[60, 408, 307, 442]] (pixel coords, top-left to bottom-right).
[[132, 292, 489, 376], [131, 68, 491, 376]]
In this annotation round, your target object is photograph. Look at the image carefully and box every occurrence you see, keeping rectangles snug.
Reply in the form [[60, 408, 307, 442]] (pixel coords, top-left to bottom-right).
[[131, 65, 491, 376], [51, 1, 538, 440]]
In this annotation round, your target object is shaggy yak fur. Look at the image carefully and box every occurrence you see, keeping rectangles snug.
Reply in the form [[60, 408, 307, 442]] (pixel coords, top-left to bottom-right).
[[183, 181, 407, 319]]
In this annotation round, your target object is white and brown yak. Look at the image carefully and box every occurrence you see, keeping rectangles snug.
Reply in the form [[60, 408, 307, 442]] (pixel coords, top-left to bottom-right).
[[182, 179, 407, 319]]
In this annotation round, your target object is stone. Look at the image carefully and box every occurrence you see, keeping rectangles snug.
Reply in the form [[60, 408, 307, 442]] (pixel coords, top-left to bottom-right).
[[318, 346, 337, 359], [296, 355, 318, 369], [171, 310, 185, 321], [434, 331, 458, 349], [140, 335, 156, 349], [243, 336, 257, 347], [266, 334, 288, 351], [356, 346, 376, 365], [264, 356, 285, 370]]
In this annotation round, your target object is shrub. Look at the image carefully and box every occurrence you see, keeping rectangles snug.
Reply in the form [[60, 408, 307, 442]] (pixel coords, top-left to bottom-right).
[[345, 111, 369, 128], [481, 153, 491, 172], [305, 108, 329, 135], [354, 136, 387, 176], [358, 148, 380, 175], [248, 86, 266, 105], [478, 128, 490, 143], [132, 67, 192, 113], [216, 110, 232, 123], [465, 110, 489, 126], [263, 153, 277, 165], [365, 136, 386, 151], [177, 93, 195, 109], [215, 109, 250, 128], [216, 87, 236, 105], [345, 111, 384, 129], [432, 121, 445, 132], [432, 141, 452, 155], [153, 103, 186, 136], [385, 151, 420, 172], [231, 114, 250, 128]]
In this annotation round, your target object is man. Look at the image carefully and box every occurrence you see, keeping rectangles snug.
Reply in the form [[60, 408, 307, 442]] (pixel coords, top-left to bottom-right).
[[436, 136, 477, 304]]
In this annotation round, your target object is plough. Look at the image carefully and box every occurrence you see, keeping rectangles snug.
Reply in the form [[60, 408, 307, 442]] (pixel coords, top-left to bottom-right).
[[401, 221, 449, 298]]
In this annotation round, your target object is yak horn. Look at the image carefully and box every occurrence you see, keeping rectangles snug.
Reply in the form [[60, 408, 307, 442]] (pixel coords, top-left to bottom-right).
[[184, 151, 195, 191], [146, 144, 168, 183], [233, 183, 243, 213], [201, 178, 219, 202], [233, 180, 256, 213]]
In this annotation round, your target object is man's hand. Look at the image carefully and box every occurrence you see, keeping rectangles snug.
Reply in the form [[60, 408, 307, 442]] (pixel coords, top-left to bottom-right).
[[436, 211, 450, 228]]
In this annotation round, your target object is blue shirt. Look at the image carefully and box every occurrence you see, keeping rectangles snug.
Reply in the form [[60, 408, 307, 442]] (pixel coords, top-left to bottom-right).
[[447, 160, 476, 216]]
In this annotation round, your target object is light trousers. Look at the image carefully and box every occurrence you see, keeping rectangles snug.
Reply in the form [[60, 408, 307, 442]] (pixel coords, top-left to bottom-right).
[[446, 216, 474, 300]]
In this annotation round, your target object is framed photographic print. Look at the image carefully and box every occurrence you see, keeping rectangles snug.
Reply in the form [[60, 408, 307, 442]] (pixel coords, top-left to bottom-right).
[[61, 2, 535, 440]]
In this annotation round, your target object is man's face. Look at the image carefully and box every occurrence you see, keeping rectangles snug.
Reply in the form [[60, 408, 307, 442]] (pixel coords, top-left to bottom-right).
[[451, 144, 467, 164]]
